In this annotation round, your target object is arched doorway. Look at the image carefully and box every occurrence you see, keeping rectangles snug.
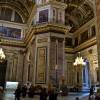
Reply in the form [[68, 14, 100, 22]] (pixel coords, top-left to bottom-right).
[[83, 59, 90, 89], [0, 60, 7, 88]]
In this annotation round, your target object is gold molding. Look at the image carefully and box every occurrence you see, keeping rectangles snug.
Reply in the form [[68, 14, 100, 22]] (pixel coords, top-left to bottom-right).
[[37, 0, 67, 9], [0, 37, 25, 48], [65, 48, 74, 53], [25, 23, 69, 45], [74, 37, 96, 52], [65, 37, 97, 53]]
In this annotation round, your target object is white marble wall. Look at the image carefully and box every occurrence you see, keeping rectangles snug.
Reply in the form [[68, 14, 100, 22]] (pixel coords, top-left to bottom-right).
[[2, 46, 25, 82]]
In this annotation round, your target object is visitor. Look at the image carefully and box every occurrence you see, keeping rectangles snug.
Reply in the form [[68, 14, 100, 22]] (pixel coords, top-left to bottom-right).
[[89, 86, 94, 96], [14, 85, 21, 100], [40, 87, 48, 100], [89, 86, 95, 100], [26, 82, 31, 96], [0, 86, 3, 100], [28, 84, 35, 98], [75, 97, 79, 100], [21, 84, 27, 97], [48, 87, 58, 100]]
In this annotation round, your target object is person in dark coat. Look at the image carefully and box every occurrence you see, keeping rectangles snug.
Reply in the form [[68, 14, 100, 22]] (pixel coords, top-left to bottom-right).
[[21, 85, 27, 97], [89, 86, 95, 100], [90, 86, 94, 96], [28, 84, 35, 98], [40, 88, 48, 100], [14, 86, 21, 100], [48, 88, 58, 100]]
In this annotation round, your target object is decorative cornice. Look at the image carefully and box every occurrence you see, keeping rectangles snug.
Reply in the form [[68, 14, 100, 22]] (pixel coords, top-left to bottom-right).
[[0, 37, 25, 48], [65, 37, 97, 53], [65, 48, 74, 53], [33, 23, 68, 34], [37, 0, 67, 9], [74, 18, 96, 36], [74, 37, 97, 52], [25, 23, 69, 45]]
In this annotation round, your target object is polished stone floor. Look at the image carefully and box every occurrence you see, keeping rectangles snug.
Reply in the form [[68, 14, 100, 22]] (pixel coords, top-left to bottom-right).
[[3, 90, 89, 100]]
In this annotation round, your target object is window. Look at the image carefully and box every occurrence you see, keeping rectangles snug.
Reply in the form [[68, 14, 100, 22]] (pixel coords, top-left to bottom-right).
[[39, 9, 48, 23], [80, 30, 88, 43], [53, 9, 56, 22], [0, 7, 23, 23], [74, 37, 78, 47], [15, 12, 23, 23], [91, 26, 96, 37], [65, 37, 73, 47], [0, 8, 12, 21]]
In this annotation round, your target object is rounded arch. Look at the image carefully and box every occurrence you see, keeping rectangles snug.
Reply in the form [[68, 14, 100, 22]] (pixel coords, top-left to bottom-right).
[[0, 6, 24, 23], [0, 1, 29, 23], [83, 58, 91, 87]]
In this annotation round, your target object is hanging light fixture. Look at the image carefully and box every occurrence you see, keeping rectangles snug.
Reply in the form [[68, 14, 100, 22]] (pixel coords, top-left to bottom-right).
[[73, 52, 86, 66], [0, 48, 6, 62], [0, 39, 6, 62]]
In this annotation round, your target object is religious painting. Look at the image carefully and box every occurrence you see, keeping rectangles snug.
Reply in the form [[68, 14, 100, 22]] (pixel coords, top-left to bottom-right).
[[0, 26, 21, 39], [35, 47, 47, 84], [39, 9, 48, 23]]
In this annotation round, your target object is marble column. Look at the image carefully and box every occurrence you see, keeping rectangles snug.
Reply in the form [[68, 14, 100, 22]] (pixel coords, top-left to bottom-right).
[[94, 0, 100, 82], [95, 0, 100, 70], [16, 51, 24, 82]]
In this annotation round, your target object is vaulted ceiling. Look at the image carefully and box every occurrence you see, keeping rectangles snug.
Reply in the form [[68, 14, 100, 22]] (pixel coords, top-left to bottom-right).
[[0, 0, 34, 23], [64, 0, 94, 33], [0, 0, 95, 32]]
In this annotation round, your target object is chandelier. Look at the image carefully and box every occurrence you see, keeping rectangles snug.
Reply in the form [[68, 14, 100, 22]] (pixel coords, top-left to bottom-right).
[[0, 48, 6, 62], [73, 52, 86, 66]]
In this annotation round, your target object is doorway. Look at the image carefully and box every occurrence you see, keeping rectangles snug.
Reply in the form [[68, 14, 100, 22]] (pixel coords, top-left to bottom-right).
[[0, 60, 7, 88], [83, 60, 90, 88]]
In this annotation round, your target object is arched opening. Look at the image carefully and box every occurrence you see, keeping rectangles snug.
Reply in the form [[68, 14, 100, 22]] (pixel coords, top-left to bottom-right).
[[82, 59, 90, 89]]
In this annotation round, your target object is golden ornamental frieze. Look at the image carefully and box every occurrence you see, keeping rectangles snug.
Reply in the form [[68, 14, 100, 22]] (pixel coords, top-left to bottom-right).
[[65, 37, 96, 53], [25, 23, 69, 46], [0, 38, 25, 47], [33, 24, 69, 34], [74, 37, 97, 52]]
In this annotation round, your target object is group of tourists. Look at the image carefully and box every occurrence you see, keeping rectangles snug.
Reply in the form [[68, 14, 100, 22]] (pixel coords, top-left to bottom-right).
[[14, 82, 58, 100]]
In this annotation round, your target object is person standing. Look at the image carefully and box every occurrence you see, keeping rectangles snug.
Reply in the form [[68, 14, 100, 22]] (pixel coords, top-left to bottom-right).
[[40, 88, 48, 100], [0, 86, 3, 100], [48, 88, 58, 100], [28, 84, 34, 98], [89, 86, 95, 100], [14, 86, 21, 100], [22, 85, 27, 97]]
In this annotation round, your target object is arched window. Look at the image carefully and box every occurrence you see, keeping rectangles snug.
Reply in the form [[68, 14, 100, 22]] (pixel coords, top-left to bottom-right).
[[0, 7, 23, 23]]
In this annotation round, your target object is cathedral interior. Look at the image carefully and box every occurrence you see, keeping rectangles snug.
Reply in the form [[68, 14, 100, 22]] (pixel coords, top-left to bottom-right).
[[0, 0, 100, 92]]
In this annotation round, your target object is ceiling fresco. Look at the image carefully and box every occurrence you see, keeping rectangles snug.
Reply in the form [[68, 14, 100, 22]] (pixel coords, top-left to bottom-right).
[[64, 0, 94, 33]]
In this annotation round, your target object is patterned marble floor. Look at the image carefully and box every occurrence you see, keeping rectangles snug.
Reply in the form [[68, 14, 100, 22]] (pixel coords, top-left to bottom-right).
[[2, 90, 89, 100]]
